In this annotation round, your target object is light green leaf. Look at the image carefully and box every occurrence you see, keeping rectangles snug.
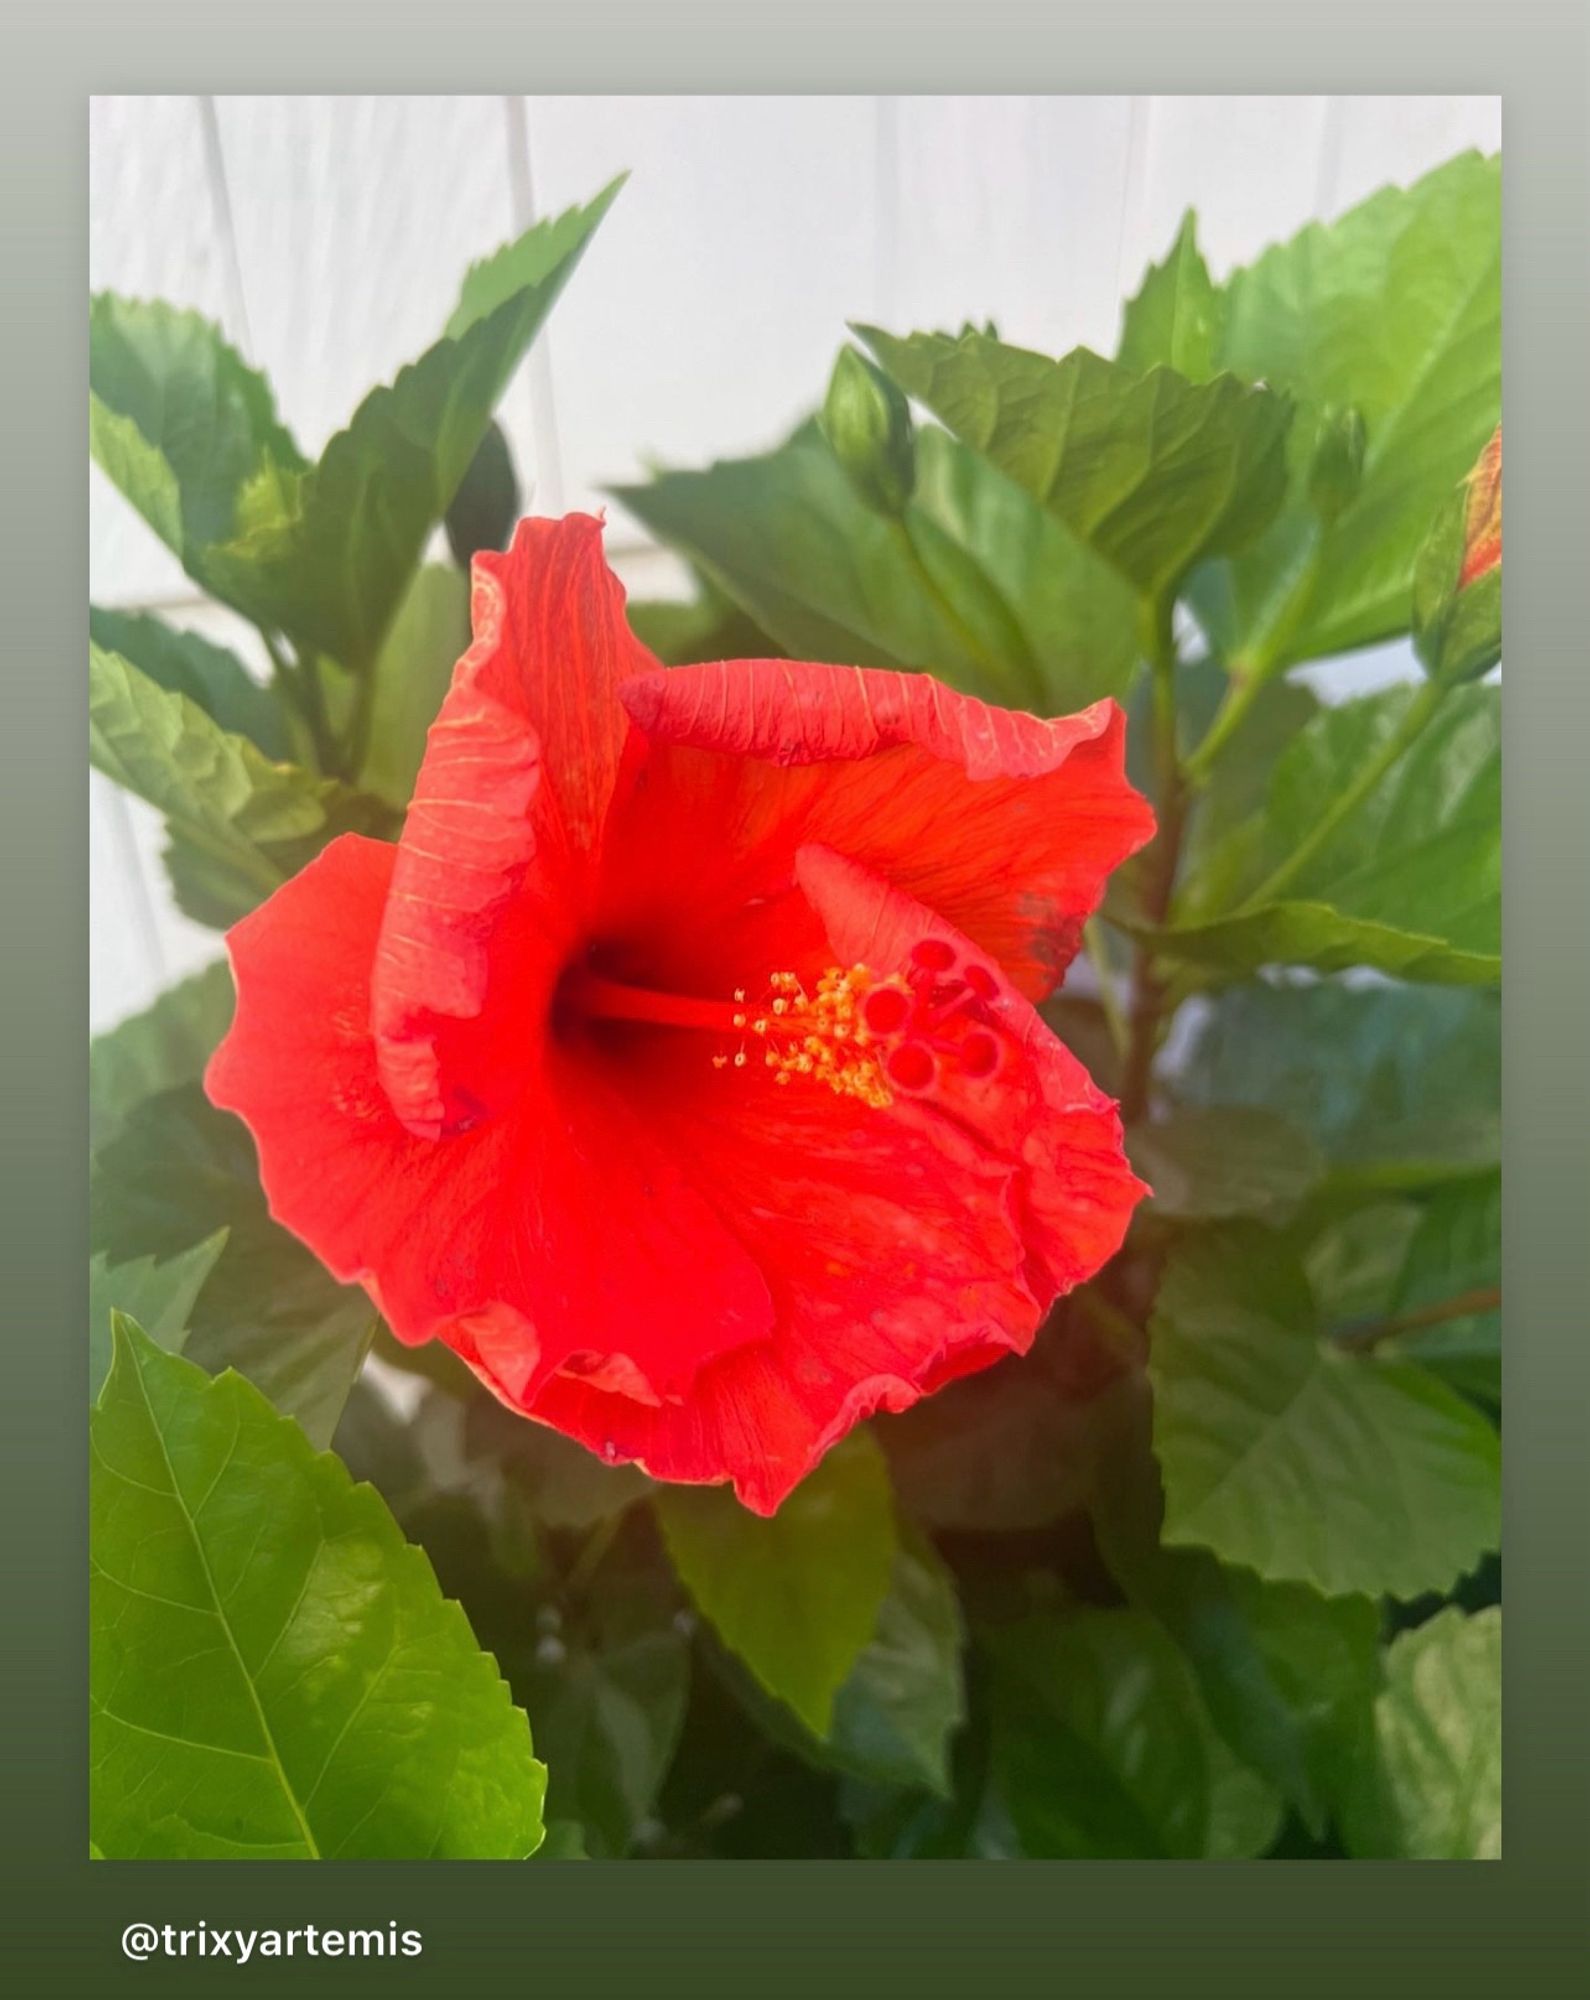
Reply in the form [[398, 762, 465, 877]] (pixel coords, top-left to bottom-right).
[[988, 1606, 1282, 1858], [89, 295, 305, 578], [1128, 1106, 1323, 1225], [655, 1431, 896, 1738], [89, 1231, 228, 1399], [1177, 980, 1500, 1189], [1191, 152, 1500, 669], [618, 422, 1140, 715], [1118, 210, 1224, 381], [856, 326, 1291, 605], [92, 1084, 375, 1448], [90, 606, 291, 760], [91, 1318, 545, 1859], [89, 961, 235, 1153], [1149, 1226, 1500, 1598], [1341, 1606, 1501, 1858], [355, 564, 472, 809], [90, 642, 395, 928], [205, 182, 621, 671], [1162, 683, 1500, 984]]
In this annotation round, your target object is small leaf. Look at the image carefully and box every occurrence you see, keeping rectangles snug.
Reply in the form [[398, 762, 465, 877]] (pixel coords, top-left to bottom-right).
[[1128, 1106, 1323, 1225], [856, 326, 1291, 604], [655, 1431, 896, 1738], [1341, 1606, 1501, 1858], [89, 961, 235, 1153], [89, 1231, 228, 1400], [1117, 210, 1224, 381], [90, 607, 291, 760], [92, 1084, 375, 1447], [1149, 1225, 1500, 1598], [90, 642, 395, 928], [91, 1319, 545, 1859]]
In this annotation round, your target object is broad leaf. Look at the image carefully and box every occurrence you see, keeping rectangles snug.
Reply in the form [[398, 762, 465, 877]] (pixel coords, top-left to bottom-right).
[[1128, 1106, 1323, 1225], [1149, 1226, 1500, 1598], [92, 1084, 375, 1447], [856, 326, 1290, 606], [205, 183, 621, 671], [1385, 1175, 1501, 1402], [1190, 152, 1500, 669], [355, 564, 472, 809], [1176, 980, 1500, 1189], [89, 961, 235, 1152], [90, 643, 395, 928], [617, 422, 1140, 715], [1117, 211, 1224, 381], [655, 1431, 896, 1738], [90, 606, 291, 760], [89, 296, 304, 580], [987, 1607, 1283, 1858], [1161, 683, 1500, 984], [90, 1318, 545, 1859], [89, 1231, 228, 1399], [1341, 1606, 1501, 1859]]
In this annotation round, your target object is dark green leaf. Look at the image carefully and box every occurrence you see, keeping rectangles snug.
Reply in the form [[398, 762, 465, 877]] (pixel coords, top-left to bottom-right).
[[1383, 1175, 1501, 1402], [856, 326, 1291, 605], [444, 418, 521, 567], [1340, 1606, 1500, 1858], [655, 1431, 896, 1738], [531, 1819, 590, 1860], [89, 961, 235, 1153], [1129, 1106, 1323, 1225], [88, 1231, 228, 1399], [1191, 153, 1500, 669], [1117, 211, 1224, 381], [617, 422, 1140, 715], [625, 575, 784, 667], [987, 1607, 1283, 1858], [1149, 1225, 1500, 1598], [90, 642, 395, 928], [466, 1395, 653, 1531], [92, 1084, 375, 1447], [90, 607, 291, 760], [205, 183, 620, 671], [91, 1318, 545, 1859]]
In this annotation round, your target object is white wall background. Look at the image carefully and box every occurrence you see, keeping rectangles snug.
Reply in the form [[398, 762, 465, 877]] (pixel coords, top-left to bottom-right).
[[89, 93, 1501, 1032]]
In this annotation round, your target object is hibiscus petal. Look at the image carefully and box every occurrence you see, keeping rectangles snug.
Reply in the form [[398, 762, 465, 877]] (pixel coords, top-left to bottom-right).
[[618, 660, 1155, 997], [205, 834, 773, 1404], [373, 514, 657, 1137], [487, 850, 1145, 1513]]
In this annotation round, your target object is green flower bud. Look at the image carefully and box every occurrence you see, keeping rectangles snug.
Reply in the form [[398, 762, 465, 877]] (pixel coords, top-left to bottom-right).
[[820, 346, 916, 517]]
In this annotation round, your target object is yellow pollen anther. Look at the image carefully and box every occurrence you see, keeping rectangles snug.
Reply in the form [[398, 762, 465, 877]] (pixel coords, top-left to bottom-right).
[[716, 963, 904, 1109]]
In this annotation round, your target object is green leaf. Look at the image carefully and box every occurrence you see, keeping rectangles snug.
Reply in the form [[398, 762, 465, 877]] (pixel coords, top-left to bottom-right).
[[89, 295, 305, 580], [856, 326, 1291, 605], [1383, 1175, 1501, 1402], [655, 1431, 896, 1738], [617, 422, 1141, 715], [466, 1396, 653, 1531], [90, 607, 291, 760], [90, 1318, 545, 1859], [625, 575, 784, 668], [1177, 980, 1500, 1189], [1341, 1606, 1501, 1858], [355, 564, 472, 809], [89, 1231, 228, 1400], [531, 1819, 590, 1861], [90, 643, 396, 928], [1191, 152, 1500, 669], [205, 182, 621, 671], [1149, 1225, 1500, 1598], [444, 418, 521, 567], [92, 1084, 375, 1447], [1128, 1106, 1323, 1225], [1117, 211, 1224, 381], [1161, 683, 1500, 984], [89, 961, 235, 1153], [987, 1607, 1282, 1858], [1091, 1402, 1381, 1837]]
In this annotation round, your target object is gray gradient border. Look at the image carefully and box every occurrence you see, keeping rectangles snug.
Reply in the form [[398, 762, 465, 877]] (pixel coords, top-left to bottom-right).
[[4, 5, 1586, 1994]]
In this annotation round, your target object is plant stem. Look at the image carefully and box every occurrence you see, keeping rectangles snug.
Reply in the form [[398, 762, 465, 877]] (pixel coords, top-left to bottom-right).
[[263, 629, 340, 776], [1119, 598, 1187, 1124], [1083, 918, 1130, 1060], [1337, 1284, 1500, 1354]]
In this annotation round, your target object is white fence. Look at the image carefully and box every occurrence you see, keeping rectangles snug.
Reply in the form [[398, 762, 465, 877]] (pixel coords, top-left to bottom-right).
[[89, 93, 1500, 1030]]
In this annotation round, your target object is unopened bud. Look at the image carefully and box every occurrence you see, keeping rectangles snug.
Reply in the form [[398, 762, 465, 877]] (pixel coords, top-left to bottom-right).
[[820, 346, 916, 517]]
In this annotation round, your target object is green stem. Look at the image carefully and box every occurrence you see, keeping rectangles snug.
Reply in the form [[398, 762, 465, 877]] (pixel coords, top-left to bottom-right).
[[1119, 597, 1187, 1124], [1184, 544, 1326, 788], [1238, 676, 1446, 911], [263, 630, 340, 776], [1083, 918, 1130, 1060], [1336, 1284, 1500, 1354], [342, 654, 381, 786]]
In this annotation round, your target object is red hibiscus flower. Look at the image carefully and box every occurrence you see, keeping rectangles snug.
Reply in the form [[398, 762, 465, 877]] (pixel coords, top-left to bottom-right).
[[206, 516, 1154, 1513]]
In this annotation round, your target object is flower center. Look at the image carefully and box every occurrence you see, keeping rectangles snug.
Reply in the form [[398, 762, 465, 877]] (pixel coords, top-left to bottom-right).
[[563, 937, 1006, 1110]]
